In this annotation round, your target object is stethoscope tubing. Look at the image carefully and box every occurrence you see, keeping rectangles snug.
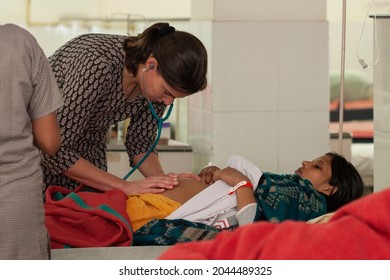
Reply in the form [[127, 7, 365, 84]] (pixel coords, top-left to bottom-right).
[[122, 102, 174, 180]]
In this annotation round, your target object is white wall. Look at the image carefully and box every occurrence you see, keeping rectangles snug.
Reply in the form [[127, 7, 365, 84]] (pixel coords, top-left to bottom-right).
[[1, 1, 381, 79], [1, 0, 385, 175], [374, 17, 390, 192], [1, 0, 191, 24], [0, 0, 199, 145], [328, 0, 381, 84], [0, 0, 192, 55], [189, 0, 330, 174]]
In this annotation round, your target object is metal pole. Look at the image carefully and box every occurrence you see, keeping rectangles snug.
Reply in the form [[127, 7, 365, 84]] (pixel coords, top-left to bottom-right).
[[338, 0, 347, 154]]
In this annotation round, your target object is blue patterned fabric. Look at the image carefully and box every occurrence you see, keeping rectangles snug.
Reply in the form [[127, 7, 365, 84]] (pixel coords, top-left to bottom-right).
[[133, 172, 327, 246], [254, 172, 327, 223], [133, 219, 220, 246]]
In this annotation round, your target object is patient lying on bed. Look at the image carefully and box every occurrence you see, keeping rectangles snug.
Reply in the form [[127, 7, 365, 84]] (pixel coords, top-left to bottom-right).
[[127, 152, 364, 231]]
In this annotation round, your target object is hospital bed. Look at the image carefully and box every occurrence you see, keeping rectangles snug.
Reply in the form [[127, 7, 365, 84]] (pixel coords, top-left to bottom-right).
[[51, 74, 374, 259], [49, 211, 337, 260], [51, 246, 170, 260], [46, 184, 220, 260], [49, 131, 373, 260], [48, 151, 345, 260]]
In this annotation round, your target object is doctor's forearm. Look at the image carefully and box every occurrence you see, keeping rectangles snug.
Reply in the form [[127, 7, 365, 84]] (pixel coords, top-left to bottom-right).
[[134, 153, 165, 177], [63, 157, 125, 191]]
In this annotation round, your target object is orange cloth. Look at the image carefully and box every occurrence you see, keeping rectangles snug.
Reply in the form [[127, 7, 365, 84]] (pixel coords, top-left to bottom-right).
[[127, 194, 181, 232]]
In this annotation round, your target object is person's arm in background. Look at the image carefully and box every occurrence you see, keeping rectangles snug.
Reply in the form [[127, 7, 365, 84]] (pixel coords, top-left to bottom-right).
[[32, 112, 61, 156]]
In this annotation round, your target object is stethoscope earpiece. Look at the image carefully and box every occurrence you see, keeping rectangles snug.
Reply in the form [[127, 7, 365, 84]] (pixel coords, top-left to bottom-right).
[[143, 64, 155, 72]]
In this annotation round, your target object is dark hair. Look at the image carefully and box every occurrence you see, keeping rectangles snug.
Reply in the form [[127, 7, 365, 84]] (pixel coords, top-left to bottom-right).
[[123, 22, 208, 94], [324, 152, 365, 212]]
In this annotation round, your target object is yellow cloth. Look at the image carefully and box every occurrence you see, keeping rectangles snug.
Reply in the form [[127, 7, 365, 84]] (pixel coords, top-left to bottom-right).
[[126, 194, 181, 232]]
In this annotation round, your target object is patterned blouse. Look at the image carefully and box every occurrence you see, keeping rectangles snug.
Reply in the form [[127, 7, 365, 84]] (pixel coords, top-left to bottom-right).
[[254, 172, 327, 222], [41, 33, 166, 190]]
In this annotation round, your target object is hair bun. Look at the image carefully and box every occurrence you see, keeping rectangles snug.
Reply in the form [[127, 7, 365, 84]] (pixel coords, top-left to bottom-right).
[[158, 25, 175, 37]]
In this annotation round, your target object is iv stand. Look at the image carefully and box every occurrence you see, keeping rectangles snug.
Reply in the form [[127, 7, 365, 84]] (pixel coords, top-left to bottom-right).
[[338, 0, 347, 155]]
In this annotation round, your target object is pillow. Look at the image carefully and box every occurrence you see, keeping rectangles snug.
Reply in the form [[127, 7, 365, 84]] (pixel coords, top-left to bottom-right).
[[330, 71, 373, 102], [306, 212, 334, 224]]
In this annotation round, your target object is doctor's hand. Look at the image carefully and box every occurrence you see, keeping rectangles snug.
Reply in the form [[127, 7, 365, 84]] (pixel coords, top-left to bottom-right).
[[167, 172, 203, 182], [122, 175, 179, 195]]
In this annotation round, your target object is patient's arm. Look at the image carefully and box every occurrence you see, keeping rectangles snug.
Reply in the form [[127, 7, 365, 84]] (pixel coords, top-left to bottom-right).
[[235, 184, 256, 211], [213, 167, 256, 211], [161, 167, 256, 212]]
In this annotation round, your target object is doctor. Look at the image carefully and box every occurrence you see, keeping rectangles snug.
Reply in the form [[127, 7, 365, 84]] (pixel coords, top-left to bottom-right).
[[42, 22, 208, 195]]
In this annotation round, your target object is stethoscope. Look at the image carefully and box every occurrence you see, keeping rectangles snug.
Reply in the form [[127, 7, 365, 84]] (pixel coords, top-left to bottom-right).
[[123, 66, 174, 180]]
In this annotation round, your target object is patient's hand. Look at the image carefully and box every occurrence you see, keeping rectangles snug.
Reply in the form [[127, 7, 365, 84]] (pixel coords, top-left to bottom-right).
[[213, 167, 250, 187], [198, 166, 221, 184]]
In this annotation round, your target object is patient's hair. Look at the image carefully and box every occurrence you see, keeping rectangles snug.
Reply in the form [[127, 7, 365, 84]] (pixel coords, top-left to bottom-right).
[[324, 152, 365, 212]]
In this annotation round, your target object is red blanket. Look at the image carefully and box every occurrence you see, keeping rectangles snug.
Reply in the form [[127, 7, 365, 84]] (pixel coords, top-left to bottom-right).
[[45, 186, 133, 249], [159, 188, 390, 259]]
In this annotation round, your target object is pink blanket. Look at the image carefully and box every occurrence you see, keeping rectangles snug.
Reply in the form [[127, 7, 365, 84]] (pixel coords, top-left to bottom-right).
[[159, 188, 390, 259], [45, 186, 133, 249]]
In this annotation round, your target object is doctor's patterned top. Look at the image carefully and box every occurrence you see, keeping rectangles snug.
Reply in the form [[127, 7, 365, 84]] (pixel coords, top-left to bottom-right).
[[41, 33, 166, 191]]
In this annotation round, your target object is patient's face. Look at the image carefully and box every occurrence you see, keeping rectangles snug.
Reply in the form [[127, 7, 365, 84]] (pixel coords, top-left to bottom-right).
[[294, 155, 333, 193]]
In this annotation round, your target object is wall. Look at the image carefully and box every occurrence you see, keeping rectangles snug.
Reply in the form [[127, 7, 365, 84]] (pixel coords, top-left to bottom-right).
[[1, 0, 191, 23], [0, 0, 384, 175], [327, 0, 388, 85], [328, 1, 390, 192], [374, 17, 390, 192], [189, 0, 330, 174], [0, 0, 200, 146], [0, 0, 192, 55]]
